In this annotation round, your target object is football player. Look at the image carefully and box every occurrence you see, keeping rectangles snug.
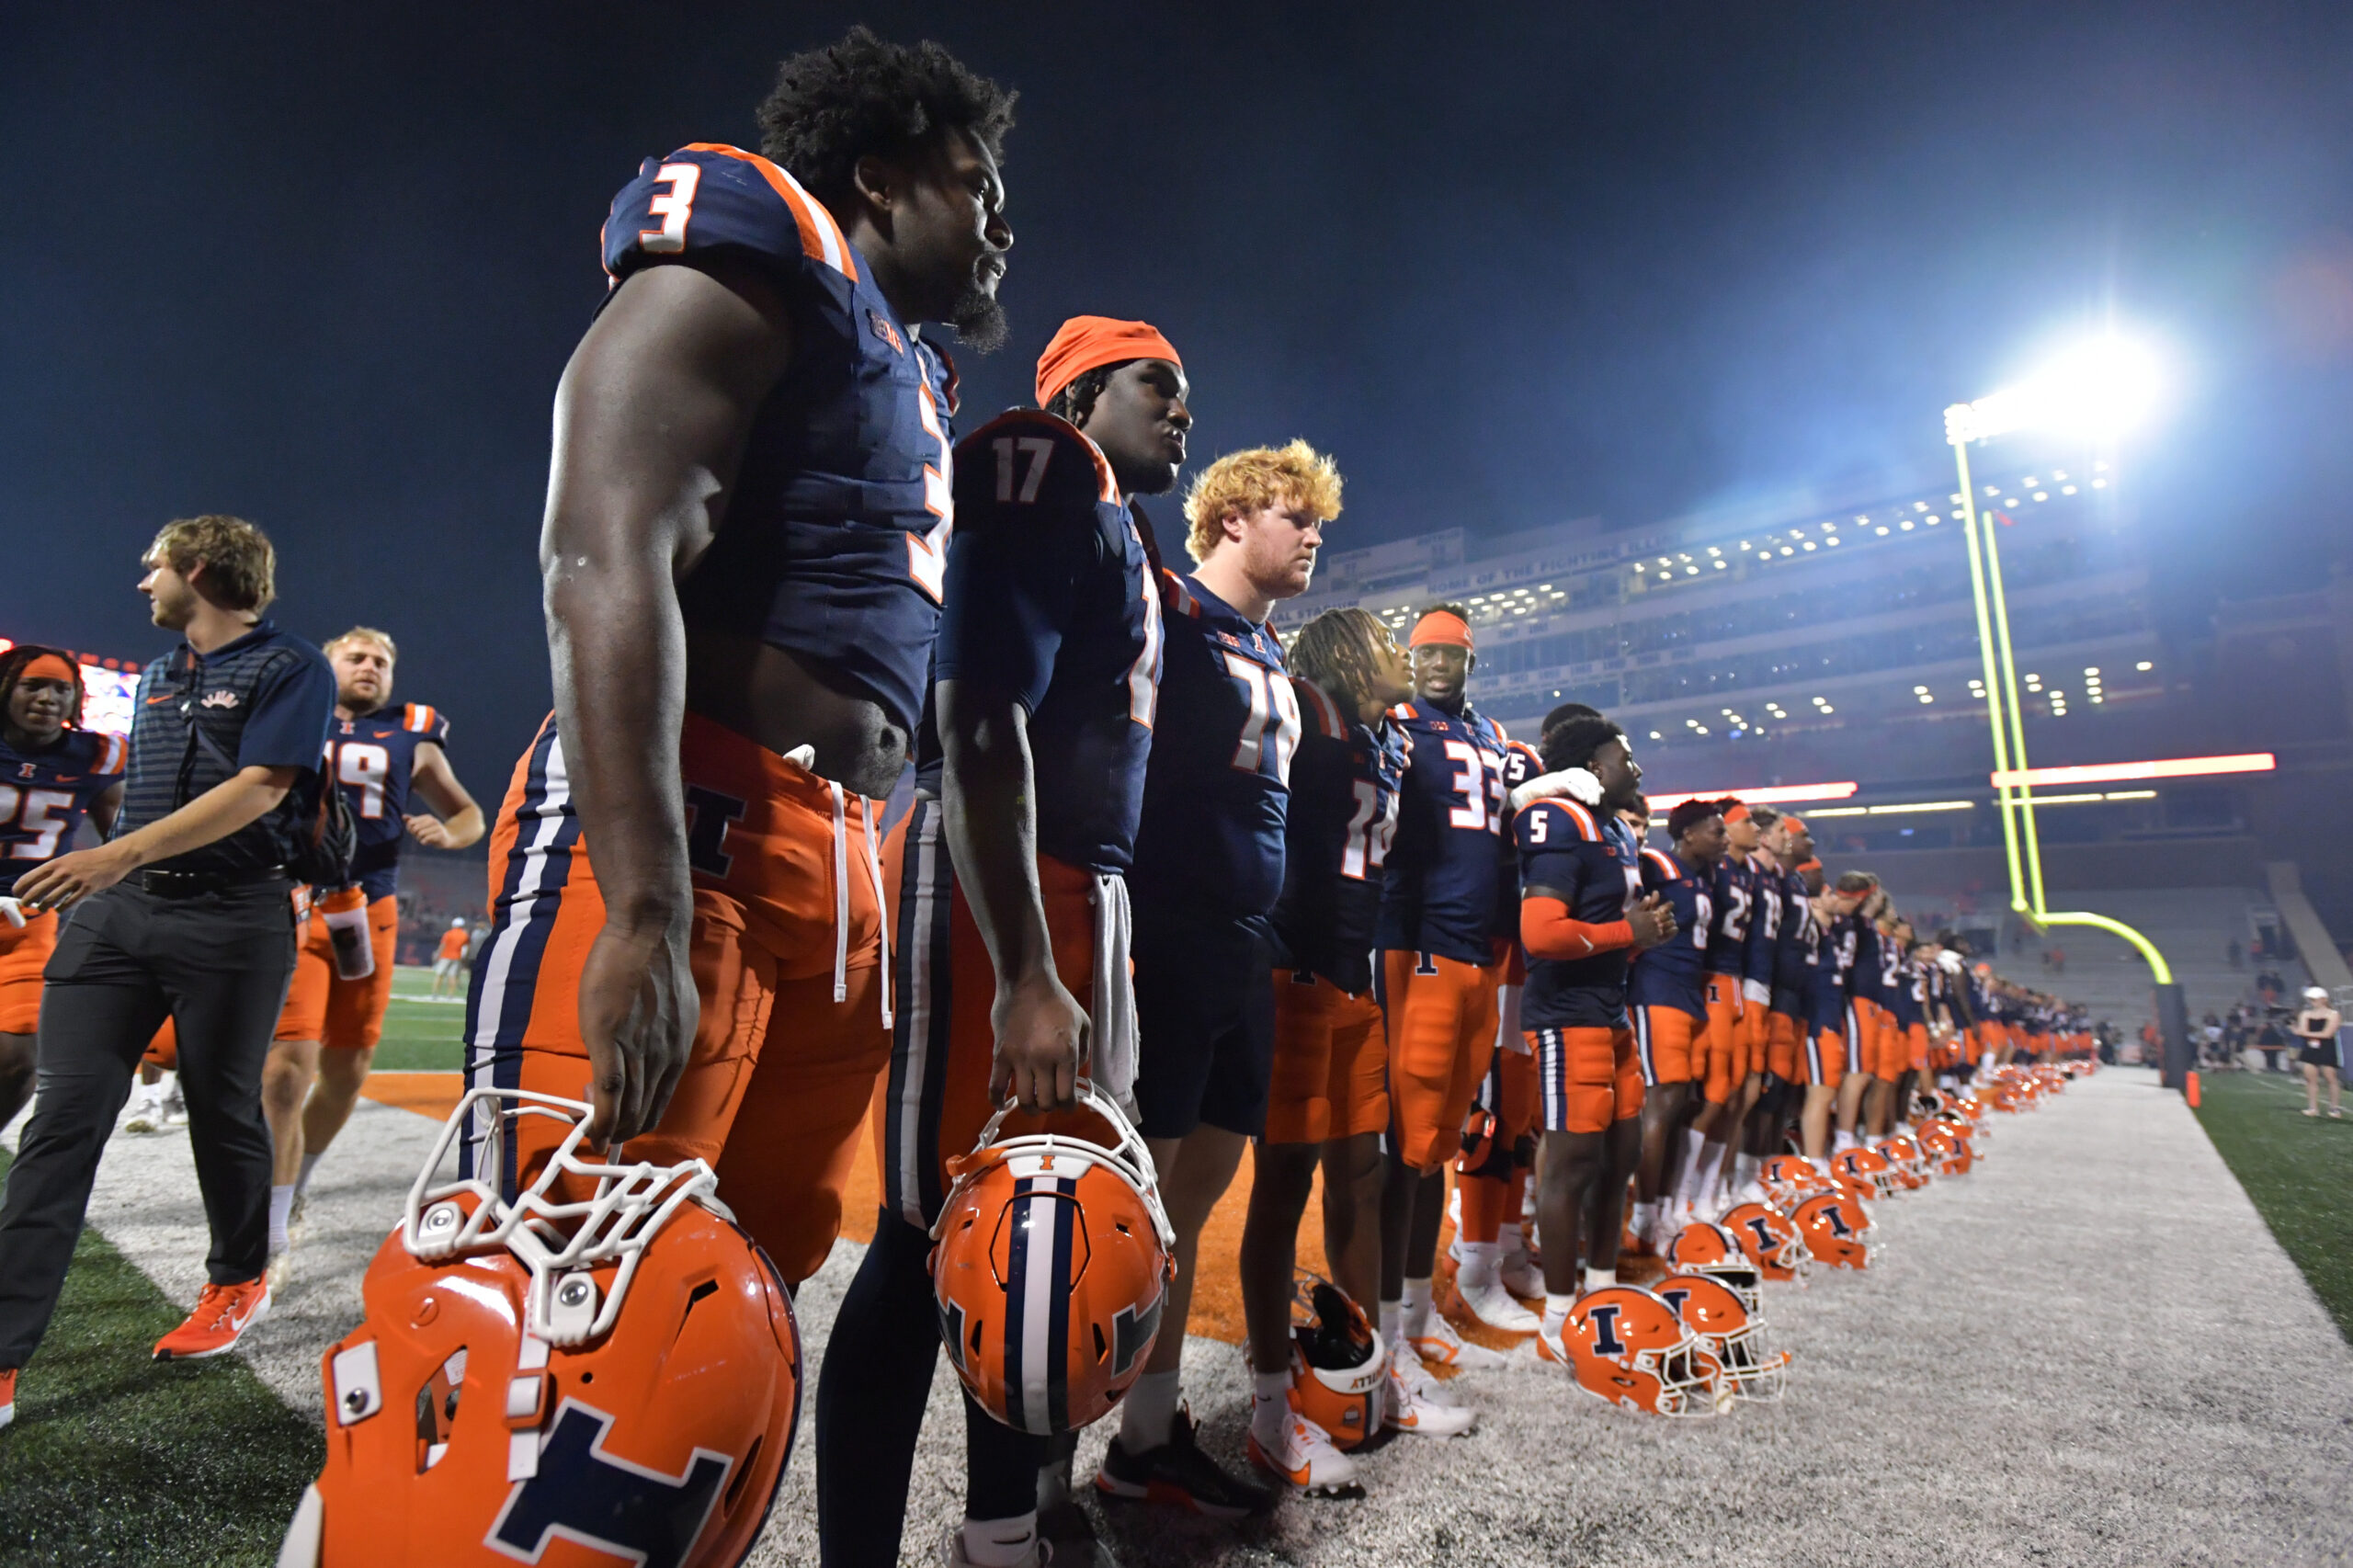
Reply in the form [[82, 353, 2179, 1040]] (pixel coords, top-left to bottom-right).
[[1512, 716, 1673, 1361], [1796, 859, 1855, 1164], [814, 318, 1185, 1568], [462, 31, 1015, 1292], [1370, 605, 1514, 1426], [1830, 873, 1885, 1153], [428, 918, 469, 999], [1099, 440, 1338, 1513], [1629, 798, 1725, 1250], [0, 646, 127, 1129], [1238, 605, 1408, 1493], [1708, 801, 1785, 1207], [1670, 797, 1759, 1222], [1747, 813, 1817, 1182], [260, 628, 482, 1285]]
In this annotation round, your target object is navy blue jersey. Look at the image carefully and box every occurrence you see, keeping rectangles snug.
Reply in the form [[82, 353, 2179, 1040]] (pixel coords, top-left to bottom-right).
[[1628, 845, 1713, 1017], [1847, 918, 1885, 1007], [1810, 910, 1859, 1036], [1129, 572, 1296, 916], [1703, 853, 1758, 975], [1488, 738, 1542, 949], [0, 728, 126, 893], [1876, 931, 1909, 1018], [1887, 950, 1925, 1028], [1376, 699, 1510, 965], [325, 703, 450, 902], [606, 143, 958, 733], [1269, 678, 1404, 994], [929, 410, 1160, 873], [1769, 867, 1816, 1005], [1517, 795, 1640, 1028], [1741, 854, 1781, 992]]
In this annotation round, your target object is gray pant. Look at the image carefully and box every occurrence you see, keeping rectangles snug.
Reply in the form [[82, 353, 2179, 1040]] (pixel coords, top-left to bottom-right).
[[0, 877, 296, 1367]]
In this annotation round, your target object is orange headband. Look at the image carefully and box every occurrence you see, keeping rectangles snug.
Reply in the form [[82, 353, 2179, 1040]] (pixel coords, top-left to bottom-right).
[[1408, 610, 1473, 652], [20, 653, 76, 685], [1723, 801, 1752, 824], [1795, 858, 1822, 873], [1779, 813, 1806, 834], [1035, 316, 1182, 409]]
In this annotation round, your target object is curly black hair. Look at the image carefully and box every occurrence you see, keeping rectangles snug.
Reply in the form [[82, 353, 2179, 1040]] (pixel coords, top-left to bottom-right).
[[757, 27, 1017, 211], [1540, 714, 1624, 774], [1665, 798, 1722, 842]]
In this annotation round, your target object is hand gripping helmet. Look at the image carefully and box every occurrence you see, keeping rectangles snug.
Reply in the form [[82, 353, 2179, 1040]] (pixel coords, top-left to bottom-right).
[[279, 1090, 800, 1568], [1654, 1272, 1788, 1403], [1792, 1190, 1877, 1270], [1559, 1286, 1729, 1417], [1832, 1145, 1901, 1199], [1288, 1275, 1385, 1450], [1876, 1135, 1931, 1190], [931, 1085, 1176, 1437], [1718, 1201, 1813, 1284], [1662, 1221, 1764, 1314]]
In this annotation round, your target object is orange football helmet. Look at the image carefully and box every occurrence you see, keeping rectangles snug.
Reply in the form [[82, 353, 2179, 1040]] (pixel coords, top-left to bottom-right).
[[1792, 1190, 1877, 1270], [1758, 1154, 1829, 1209], [1832, 1145, 1900, 1199], [1552, 1286, 1728, 1417], [279, 1089, 800, 1568], [931, 1085, 1175, 1437], [1876, 1135, 1930, 1189], [1662, 1221, 1764, 1313], [1288, 1275, 1385, 1451], [1718, 1201, 1813, 1284], [1916, 1119, 1974, 1176], [1655, 1271, 1787, 1403]]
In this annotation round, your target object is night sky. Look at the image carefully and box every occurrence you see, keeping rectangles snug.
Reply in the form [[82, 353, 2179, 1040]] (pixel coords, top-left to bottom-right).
[[6, 2, 2349, 772]]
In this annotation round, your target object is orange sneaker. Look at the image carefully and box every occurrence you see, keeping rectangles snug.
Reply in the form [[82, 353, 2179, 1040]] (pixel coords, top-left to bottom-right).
[[153, 1278, 270, 1359], [1, 1367, 16, 1430]]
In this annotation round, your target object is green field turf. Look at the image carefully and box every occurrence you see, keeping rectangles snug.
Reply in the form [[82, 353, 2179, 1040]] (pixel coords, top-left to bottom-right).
[[2192, 1066, 2353, 1342], [371, 963, 465, 1073], [0, 1150, 321, 1567]]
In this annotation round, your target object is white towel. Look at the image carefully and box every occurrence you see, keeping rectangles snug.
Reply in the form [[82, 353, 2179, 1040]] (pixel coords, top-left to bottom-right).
[[1089, 872, 1141, 1119]]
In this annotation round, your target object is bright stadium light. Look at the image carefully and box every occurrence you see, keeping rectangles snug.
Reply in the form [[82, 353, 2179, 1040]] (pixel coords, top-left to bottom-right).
[[1943, 332, 2167, 445]]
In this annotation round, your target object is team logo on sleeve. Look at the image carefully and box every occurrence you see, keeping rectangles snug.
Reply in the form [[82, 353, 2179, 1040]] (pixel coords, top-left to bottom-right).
[[868, 309, 905, 356]]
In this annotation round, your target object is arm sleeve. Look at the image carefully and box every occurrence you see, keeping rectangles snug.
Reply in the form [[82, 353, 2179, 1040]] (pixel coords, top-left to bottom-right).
[[237, 652, 335, 773], [1521, 895, 1632, 960]]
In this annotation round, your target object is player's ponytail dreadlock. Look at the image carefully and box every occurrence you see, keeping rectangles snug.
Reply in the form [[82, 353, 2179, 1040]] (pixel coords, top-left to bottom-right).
[[1286, 608, 1395, 721], [0, 644, 86, 735]]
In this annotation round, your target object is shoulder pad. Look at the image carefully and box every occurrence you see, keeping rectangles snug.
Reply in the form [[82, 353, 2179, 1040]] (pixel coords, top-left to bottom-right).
[[1529, 798, 1603, 844], [1640, 846, 1681, 880], [604, 143, 858, 289], [81, 730, 130, 778], [953, 409, 1120, 507], [1290, 677, 1349, 742], [401, 703, 451, 743]]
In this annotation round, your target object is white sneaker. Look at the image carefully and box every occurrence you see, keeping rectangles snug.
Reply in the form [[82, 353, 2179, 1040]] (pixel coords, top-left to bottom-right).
[[938, 1525, 1045, 1568], [1249, 1395, 1362, 1495], [1733, 1180, 1769, 1209], [1454, 1274, 1540, 1335], [1406, 1311, 1508, 1371], [1382, 1351, 1476, 1437], [160, 1086, 188, 1128], [1498, 1246, 1544, 1301], [123, 1101, 162, 1135]]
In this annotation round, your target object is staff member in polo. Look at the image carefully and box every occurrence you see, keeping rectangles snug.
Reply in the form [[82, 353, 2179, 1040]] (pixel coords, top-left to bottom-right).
[[0, 516, 335, 1429]]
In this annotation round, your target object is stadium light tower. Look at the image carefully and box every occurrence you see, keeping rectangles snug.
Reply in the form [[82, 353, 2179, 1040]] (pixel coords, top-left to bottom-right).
[[1944, 333, 2192, 1085]]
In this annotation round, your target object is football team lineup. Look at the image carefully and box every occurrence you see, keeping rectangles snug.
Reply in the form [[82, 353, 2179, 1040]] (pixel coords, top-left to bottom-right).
[[4, 15, 2353, 1568]]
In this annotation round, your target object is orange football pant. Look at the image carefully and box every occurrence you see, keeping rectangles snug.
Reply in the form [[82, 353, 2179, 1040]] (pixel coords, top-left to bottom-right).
[[1907, 1021, 1930, 1073], [1379, 950, 1502, 1175], [1804, 1018, 1847, 1088], [1530, 1024, 1642, 1133], [462, 711, 892, 1285], [1767, 1009, 1802, 1082], [1265, 971, 1390, 1146], [1632, 1002, 1701, 1085], [876, 800, 1103, 1228], [1701, 971, 1745, 1105], [0, 909, 58, 1034], [275, 890, 401, 1049]]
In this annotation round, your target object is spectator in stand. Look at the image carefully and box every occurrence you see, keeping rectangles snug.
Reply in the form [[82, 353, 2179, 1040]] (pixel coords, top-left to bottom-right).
[[2256, 1017, 2288, 1074], [2257, 970, 2283, 1006], [2292, 987, 2342, 1119], [429, 918, 470, 999], [2227, 938, 2243, 970]]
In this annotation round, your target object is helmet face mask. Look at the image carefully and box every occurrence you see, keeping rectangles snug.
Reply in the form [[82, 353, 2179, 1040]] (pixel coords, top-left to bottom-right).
[[290, 1090, 801, 1568], [1563, 1286, 1730, 1417], [1655, 1272, 1787, 1403], [933, 1085, 1176, 1437], [1719, 1201, 1813, 1284]]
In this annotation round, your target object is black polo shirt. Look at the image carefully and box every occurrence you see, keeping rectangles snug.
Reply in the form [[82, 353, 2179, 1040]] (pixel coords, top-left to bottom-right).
[[117, 620, 336, 878]]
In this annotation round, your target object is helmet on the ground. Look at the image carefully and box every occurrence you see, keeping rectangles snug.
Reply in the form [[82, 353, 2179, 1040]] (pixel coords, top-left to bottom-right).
[[1833, 1145, 1901, 1199], [1759, 1155, 1830, 1209], [1792, 1190, 1878, 1271], [1663, 1221, 1765, 1313], [280, 1089, 800, 1568], [1917, 1119, 1974, 1176], [932, 1084, 1175, 1436], [1876, 1135, 1931, 1189], [1655, 1271, 1787, 1403], [1558, 1286, 1728, 1417], [1718, 1201, 1813, 1284], [1288, 1275, 1384, 1450]]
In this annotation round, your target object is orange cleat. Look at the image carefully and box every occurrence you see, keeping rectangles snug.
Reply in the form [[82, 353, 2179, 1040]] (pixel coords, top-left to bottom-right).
[[153, 1278, 270, 1359]]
